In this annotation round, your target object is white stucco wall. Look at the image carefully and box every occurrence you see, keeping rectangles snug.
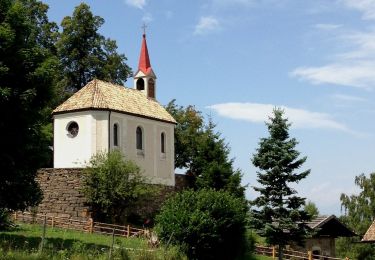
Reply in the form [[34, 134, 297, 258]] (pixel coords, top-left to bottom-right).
[[53, 111, 109, 168], [53, 110, 175, 186]]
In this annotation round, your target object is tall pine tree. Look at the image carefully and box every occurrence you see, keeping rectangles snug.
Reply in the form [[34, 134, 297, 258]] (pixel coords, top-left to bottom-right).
[[250, 108, 310, 259]]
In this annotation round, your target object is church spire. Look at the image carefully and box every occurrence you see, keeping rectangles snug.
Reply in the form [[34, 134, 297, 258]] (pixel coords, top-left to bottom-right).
[[134, 29, 157, 99], [138, 33, 152, 75]]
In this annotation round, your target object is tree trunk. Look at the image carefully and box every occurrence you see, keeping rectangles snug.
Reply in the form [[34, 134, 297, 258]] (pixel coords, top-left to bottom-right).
[[278, 245, 283, 260]]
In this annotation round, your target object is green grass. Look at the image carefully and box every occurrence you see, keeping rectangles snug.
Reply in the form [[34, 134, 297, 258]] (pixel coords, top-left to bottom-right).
[[0, 223, 185, 259]]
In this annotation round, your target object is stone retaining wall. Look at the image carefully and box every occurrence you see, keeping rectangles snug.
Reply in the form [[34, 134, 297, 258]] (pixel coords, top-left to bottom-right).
[[35, 168, 191, 222], [36, 168, 90, 221]]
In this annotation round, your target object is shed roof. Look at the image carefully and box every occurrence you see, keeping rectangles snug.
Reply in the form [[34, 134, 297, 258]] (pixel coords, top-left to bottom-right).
[[306, 215, 356, 238], [53, 79, 176, 124]]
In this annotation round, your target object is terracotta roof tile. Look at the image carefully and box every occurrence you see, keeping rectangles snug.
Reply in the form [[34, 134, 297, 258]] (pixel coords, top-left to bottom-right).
[[53, 79, 176, 124]]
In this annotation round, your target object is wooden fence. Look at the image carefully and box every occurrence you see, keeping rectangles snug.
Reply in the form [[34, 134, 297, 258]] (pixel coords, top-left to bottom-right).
[[12, 211, 148, 239], [255, 245, 349, 260]]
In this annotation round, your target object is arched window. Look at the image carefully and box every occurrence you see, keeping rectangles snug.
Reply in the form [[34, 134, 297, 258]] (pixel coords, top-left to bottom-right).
[[113, 123, 119, 146], [161, 132, 165, 153], [136, 127, 143, 150], [136, 78, 145, 90], [148, 78, 155, 98]]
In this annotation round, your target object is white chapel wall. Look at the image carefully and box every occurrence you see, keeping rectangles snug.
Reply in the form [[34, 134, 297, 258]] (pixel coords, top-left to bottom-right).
[[54, 111, 103, 168], [109, 112, 175, 186]]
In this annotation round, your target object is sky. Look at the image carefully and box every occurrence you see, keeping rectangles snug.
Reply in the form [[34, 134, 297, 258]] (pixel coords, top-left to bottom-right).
[[43, 0, 375, 215]]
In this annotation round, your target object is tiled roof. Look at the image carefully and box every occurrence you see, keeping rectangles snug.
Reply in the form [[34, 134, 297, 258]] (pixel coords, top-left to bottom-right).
[[362, 220, 375, 242], [53, 79, 176, 124]]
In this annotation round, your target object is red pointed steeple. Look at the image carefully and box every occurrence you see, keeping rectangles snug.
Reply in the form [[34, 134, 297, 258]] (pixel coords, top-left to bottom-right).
[[138, 34, 152, 75]]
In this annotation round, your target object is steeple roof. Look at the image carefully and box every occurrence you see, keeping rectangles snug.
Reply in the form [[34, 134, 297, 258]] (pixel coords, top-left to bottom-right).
[[138, 34, 153, 75]]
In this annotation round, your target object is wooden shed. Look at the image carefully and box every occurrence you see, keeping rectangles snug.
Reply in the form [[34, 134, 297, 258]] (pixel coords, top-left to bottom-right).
[[304, 215, 356, 257]]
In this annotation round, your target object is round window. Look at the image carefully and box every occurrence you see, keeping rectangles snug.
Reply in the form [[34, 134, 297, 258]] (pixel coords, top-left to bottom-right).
[[67, 121, 79, 137]]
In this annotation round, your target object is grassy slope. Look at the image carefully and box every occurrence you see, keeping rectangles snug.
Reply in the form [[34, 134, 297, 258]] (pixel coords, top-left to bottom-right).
[[0, 223, 183, 260], [0, 223, 271, 260]]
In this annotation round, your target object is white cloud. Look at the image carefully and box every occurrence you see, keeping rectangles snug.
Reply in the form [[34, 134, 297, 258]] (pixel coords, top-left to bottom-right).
[[341, 0, 375, 20], [208, 102, 351, 132], [142, 13, 153, 23], [194, 16, 220, 35], [291, 62, 375, 89], [125, 0, 146, 9], [314, 23, 342, 30], [331, 94, 366, 102]]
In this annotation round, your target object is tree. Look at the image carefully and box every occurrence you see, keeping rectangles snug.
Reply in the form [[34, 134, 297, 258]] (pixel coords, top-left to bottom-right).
[[250, 108, 311, 259], [155, 189, 250, 260], [0, 0, 60, 212], [82, 150, 154, 223], [166, 100, 245, 198], [57, 3, 131, 92], [304, 201, 319, 219], [336, 173, 375, 259]]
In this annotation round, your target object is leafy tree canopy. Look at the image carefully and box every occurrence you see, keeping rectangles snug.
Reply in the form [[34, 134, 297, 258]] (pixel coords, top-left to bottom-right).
[[0, 0, 60, 211], [336, 172, 375, 259], [155, 189, 250, 260], [57, 3, 132, 92], [304, 201, 319, 219], [82, 150, 156, 224], [250, 108, 311, 259], [166, 100, 246, 198]]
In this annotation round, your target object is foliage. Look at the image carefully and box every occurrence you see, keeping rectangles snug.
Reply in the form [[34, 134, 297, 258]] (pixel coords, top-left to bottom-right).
[[57, 3, 132, 92], [155, 189, 250, 260], [0, 223, 186, 259], [304, 201, 319, 219], [250, 108, 311, 258], [336, 172, 375, 259], [82, 150, 155, 223], [166, 100, 246, 198], [0, 0, 61, 211], [0, 209, 12, 231]]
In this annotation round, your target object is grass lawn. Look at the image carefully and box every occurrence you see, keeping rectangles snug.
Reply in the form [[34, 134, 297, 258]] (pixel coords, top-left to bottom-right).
[[0, 223, 184, 259], [0, 223, 272, 259]]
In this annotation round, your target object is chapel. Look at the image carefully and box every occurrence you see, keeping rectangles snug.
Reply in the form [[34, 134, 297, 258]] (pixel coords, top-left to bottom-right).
[[52, 33, 176, 186]]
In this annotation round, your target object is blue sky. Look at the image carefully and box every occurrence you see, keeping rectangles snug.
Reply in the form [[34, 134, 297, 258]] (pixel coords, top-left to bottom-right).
[[44, 0, 375, 215]]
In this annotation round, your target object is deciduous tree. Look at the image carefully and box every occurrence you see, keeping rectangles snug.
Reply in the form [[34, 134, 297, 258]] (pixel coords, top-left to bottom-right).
[[0, 0, 60, 211], [57, 3, 131, 92], [250, 108, 311, 259], [165, 100, 245, 198], [336, 173, 375, 259]]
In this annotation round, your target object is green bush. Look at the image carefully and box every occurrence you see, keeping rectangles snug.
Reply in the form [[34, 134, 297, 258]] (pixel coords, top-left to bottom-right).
[[82, 150, 156, 224], [155, 189, 250, 260], [0, 209, 12, 231]]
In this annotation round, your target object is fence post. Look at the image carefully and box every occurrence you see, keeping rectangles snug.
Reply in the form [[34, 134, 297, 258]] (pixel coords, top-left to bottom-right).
[[308, 251, 312, 260], [51, 216, 55, 228], [39, 215, 47, 254], [88, 218, 93, 233], [109, 228, 115, 259], [272, 246, 275, 259], [13, 212, 17, 221], [127, 225, 130, 238]]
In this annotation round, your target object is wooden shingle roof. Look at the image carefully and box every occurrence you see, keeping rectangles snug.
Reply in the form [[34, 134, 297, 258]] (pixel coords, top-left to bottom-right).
[[362, 220, 375, 242], [306, 215, 356, 238], [53, 79, 176, 124]]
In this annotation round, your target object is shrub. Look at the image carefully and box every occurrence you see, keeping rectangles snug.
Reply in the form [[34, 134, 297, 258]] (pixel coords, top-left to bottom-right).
[[0, 209, 12, 231], [82, 150, 156, 224], [155, 189, 250, 260]]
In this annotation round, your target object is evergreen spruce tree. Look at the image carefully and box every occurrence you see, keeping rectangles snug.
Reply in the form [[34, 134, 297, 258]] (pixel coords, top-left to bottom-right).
[[250, 108, 311, 259]]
